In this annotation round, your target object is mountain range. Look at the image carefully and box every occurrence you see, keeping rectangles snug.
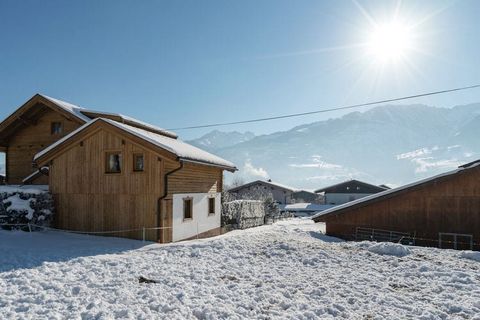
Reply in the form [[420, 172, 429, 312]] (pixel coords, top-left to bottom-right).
[[188, 103, 480, 190], [0, 104, 478, 189]]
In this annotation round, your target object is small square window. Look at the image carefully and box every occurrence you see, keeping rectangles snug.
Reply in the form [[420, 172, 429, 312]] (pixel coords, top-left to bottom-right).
[[133, 154, 144, 172], [51, 122, 63, 135], [208, 197, 215, 215], [106, 152, 122, 173], [183, 198, 193, 220]]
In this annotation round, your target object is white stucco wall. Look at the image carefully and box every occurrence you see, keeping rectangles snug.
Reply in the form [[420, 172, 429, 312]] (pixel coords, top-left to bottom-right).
[[172, 192, 221, 242], [325, 193, 373, 205]]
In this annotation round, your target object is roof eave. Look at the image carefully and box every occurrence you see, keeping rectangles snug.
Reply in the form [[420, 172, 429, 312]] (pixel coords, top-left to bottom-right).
[[179, 158, 237, 172]]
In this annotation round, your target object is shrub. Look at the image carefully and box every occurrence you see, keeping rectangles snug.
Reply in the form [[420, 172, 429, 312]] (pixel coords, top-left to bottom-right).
[[0, 187, 54, 230]]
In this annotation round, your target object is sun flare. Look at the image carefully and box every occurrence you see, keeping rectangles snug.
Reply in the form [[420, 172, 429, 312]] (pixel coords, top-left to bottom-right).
[[366, 22, 414, 63]]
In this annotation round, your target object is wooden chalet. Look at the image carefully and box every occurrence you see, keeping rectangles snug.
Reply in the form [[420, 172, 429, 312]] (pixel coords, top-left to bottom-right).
[[312, 161, 480, 250], [1, 94, 237, 242]]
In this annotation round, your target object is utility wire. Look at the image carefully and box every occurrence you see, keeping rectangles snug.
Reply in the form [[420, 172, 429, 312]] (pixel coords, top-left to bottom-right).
[[168, 84, 480, 130]]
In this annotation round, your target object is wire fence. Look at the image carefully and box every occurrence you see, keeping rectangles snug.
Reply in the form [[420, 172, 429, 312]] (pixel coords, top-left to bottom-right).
[[0, 223, 173, 242], [351, 226, 479, 250]]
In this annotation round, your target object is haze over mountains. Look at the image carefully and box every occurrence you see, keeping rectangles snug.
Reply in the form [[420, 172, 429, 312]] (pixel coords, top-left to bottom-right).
[[188, 103, 480, 190]]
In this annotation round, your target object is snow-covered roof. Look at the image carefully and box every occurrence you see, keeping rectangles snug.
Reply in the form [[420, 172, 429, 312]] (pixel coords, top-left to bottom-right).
[[312, 160, 480, 221], [78, 108, 177, 139], [34, 118, 237, 171], [314, 179, 388, 194], [229, 180, 299, 193], [39, 95, 177, 139], [279, 203, 336, 212], [40, 94, 92, 122]]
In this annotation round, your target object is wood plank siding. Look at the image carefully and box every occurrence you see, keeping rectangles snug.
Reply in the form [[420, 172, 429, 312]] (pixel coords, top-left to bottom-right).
[[46, 126, 224, 242], [6, 108, 82, 184], [317, 167, 480, 249]]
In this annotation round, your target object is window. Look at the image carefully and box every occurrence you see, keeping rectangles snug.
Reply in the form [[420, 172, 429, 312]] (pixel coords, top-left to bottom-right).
[[133, 154, 144, 172], [51, 122, 63, 135], [183, 198, 193, 220], [208, 197, 215, 215], [105, 152, 122, 173]]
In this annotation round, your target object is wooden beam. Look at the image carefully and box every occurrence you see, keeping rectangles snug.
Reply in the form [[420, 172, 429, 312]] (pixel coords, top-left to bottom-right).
[[0, 146, 6, 152]]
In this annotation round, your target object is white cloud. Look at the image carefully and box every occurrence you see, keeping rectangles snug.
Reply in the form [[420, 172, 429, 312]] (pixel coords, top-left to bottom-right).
[[289, 155, 342, 169], [396, 147, 433, 160], [305, 174, 352, 181], [243, 160, 269, 179], [412, 157, 462, 173]]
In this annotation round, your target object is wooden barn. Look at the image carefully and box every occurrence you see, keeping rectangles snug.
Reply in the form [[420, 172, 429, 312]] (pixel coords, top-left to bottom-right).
[[1, 94, 237, 242], [312, 161, 480, 250]]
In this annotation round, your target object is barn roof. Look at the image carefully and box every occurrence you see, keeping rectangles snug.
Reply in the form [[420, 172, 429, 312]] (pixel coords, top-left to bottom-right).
[[314, 179, 388, 194], [229, 180, 299, 193], [312, 160, 480, 222], [34, 118, 237, 172]]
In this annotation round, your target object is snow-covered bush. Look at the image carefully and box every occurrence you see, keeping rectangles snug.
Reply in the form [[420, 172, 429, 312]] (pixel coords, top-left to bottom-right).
[[222, 191, 292, 229], [222, 200, 265, 229], [0, 187, 54, 229]]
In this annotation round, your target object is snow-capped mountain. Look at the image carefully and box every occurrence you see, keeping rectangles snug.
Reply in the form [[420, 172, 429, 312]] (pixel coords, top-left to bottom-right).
[[190, 104, 480, 190], [187, 130, 255, 152]]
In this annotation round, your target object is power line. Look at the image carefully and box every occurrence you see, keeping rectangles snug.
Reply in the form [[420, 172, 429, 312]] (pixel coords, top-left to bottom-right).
[[168, 84, 480, 130]]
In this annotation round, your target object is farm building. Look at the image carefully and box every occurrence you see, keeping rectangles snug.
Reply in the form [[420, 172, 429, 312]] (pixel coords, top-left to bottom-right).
[[312, 160, 480, 250], [315, 179, 388, 205], [228, 179, 320, 204], [228, 179, 297, 204], [1, 94, 237, 242]]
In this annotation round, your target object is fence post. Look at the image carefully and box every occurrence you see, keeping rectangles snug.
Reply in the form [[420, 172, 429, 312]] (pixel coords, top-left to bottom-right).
[[142, 227, 145, 242]]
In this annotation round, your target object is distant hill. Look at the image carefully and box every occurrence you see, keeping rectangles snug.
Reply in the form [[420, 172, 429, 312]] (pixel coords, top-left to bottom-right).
[[189, 104, 480, 190]]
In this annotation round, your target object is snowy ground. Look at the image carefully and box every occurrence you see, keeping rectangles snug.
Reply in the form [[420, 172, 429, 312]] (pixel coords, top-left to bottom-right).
[[1, 219, 480, 319]]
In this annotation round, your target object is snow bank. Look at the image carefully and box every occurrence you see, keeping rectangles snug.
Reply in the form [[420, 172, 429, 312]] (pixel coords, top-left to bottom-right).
[[1, 219, 480, 319], [459, 250, 480, 262], [366, 242, 412, 257], [0, 186, 53, 227]]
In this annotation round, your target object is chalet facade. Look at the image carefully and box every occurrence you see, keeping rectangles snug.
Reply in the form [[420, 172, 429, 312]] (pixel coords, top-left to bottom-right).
[[315, 180, 388, 205], [312, 161, 480, 250], [1, 94, 236, 242]]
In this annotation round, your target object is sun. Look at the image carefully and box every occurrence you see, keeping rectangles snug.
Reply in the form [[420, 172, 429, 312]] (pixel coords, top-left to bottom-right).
[[366, 21, 414, 63]]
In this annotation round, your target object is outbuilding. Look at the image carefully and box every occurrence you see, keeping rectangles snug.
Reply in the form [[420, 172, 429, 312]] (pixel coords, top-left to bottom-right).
[[315, 179, 388, 205], [312, 161, 480, 250]]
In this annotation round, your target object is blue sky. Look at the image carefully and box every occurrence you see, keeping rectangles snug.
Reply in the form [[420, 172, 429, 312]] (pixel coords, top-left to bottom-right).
[[1, 0, 479, 140]]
